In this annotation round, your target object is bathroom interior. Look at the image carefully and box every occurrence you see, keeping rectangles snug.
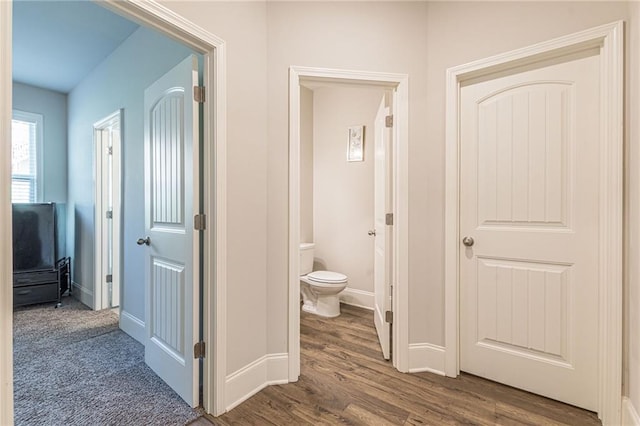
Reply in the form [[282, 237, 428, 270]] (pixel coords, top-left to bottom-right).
[[298, 80, 392, 353]]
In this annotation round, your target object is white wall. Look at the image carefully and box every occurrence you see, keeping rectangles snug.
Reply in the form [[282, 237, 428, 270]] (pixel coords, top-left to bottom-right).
[[300, 86, 314, 244], [312, 86, 383, 296], [67, 26, 193, 319]]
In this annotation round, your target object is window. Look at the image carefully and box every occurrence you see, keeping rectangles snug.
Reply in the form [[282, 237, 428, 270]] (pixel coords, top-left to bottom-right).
[[11, 110, 43, 203]]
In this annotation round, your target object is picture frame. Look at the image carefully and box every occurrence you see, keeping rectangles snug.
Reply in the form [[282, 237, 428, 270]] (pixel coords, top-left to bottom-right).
[[347, 125, 365, 162]]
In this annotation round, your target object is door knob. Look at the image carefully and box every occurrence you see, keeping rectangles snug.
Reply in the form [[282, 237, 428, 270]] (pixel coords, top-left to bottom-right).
[[136, 236, 151, 246], [368, 229, 377, 236], [462, 236, 474, 247]]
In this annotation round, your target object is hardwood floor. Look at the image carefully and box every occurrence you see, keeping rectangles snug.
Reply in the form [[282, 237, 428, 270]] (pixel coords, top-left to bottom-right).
[[200, 304, 601, 425]]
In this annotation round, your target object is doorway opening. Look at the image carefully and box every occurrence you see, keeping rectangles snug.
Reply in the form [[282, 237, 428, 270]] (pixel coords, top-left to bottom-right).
[[94, 109, 122, 311], [288, 67, 410, 379], [0, 0, 228, 422]]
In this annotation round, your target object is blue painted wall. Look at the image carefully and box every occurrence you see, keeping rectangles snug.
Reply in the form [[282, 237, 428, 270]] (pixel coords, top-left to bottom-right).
[[12, 82, 68, 257], [67, 26, 194, 323]]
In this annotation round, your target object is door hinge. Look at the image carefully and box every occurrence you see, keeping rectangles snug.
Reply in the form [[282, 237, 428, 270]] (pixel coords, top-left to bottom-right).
[[194, 86, 206, 103], [106, 210, 113, 219], [106, 274, 112, 283], [385, 115, 394, 128], [385, 310, 393, 324], [107, 146, 113, 155], [194, 214, 206, 231], [385, 213, 394, 226], [194, 341, 206, 359]]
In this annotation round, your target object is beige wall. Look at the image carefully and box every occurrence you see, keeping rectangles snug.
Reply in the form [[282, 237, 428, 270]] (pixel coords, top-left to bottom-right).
[[300, 86, 314, 244], [266, 0, 429, 354], [158, 1, 269, 374], [312, 86, 384, 293], [159, 1, 640, 410]]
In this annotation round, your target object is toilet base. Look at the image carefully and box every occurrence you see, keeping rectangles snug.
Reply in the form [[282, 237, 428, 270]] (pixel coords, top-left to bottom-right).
[[301, 295, 341, 318]]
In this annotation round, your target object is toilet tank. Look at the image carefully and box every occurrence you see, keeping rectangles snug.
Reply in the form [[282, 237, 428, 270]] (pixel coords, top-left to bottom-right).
[[299, 243, 315, 276]]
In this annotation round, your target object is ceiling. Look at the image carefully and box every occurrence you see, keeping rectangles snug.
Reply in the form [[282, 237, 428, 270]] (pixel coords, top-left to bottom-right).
[[12, 0, 139, 94]]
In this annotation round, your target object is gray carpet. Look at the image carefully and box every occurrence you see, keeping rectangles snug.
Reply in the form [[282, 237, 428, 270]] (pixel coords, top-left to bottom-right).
[[13, 297, 202, 426]]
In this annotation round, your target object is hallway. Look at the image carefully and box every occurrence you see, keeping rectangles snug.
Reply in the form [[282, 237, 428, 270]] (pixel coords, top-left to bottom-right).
[[203, 305, 600, 425]]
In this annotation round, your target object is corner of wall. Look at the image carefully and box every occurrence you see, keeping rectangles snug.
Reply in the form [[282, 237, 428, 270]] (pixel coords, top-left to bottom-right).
[[224, 353, 288, 412], [408, 343, 446, 375], [71, 280, 93, 309], [624, 397, 640, 426], [119, 310, 146, 345]]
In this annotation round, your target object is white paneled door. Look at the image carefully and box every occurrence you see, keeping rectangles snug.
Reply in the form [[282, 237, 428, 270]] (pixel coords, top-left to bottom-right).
[[460, 50, 600, 410], [373, 95, 392, 360], [143, 55, 200, 407]]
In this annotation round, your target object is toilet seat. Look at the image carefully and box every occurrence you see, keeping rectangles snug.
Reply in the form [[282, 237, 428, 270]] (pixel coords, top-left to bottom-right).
[[307, 270, 347, 284]]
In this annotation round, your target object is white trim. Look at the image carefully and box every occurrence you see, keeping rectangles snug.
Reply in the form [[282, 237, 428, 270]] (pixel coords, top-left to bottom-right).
[[339, 288, 374, 310], [408, 343, 446, 375], [93, 110, 123, 311], [0, 2, 13, 424], [119, 310, 146, 345], [224, 354, 289, 412], [72, 281, 94, 309], [288, 66, 410, 380], [444, 21, 623, 424]]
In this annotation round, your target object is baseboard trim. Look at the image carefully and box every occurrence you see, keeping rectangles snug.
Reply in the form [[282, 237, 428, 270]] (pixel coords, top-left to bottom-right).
[[225, 353, 288, 411], [340, 288, 374, 310], [408, 343, 446, 375], [71, 281, 93, 309], [120, 310, 146, 345], [623, 397, 640, 426]]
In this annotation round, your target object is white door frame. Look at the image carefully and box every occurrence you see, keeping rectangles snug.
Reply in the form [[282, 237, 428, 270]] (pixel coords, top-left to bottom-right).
[[94, 109, 122, 311], [0, 0, 229, 420], [288, 66, 410, 379], [444, 21, 623, 425]]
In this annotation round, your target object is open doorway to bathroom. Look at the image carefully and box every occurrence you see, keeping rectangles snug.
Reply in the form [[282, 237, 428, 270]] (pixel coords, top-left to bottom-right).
[[288, 67, 410, 380]]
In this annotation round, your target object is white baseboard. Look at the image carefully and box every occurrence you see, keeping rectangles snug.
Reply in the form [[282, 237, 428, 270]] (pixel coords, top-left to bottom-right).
[[340, 288, 374, 310], [225, 353, 288, 411], [120, 310, 146, 345], [408, 343, 446, 375], [71, 281, 93, 309], [623, 397, 640, 426]]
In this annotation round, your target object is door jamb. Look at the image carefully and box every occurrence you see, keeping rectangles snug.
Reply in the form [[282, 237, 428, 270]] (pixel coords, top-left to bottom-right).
[[288, 66, 410, 379], [93, 109, 123, 311], [444, 21, 623, 424], [0, 0, 229, 419]]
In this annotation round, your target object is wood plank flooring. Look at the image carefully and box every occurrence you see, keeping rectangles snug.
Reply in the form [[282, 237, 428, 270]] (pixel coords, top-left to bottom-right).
[[198, 304, 600, 425]]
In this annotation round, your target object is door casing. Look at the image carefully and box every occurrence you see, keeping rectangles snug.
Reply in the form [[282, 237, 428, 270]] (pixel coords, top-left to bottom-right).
[[444, 21, 623, 424], [94, 109, 122, 311], [288, 66, 410, 379], [0, 0, 229, 420]]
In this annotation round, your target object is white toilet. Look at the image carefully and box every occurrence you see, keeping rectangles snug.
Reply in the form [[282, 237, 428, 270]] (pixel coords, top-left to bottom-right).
[[299, 243, 348, 318]]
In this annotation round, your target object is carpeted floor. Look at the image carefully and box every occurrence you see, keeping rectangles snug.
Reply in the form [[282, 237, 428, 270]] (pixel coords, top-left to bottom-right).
[[13, 296, 202, 426]]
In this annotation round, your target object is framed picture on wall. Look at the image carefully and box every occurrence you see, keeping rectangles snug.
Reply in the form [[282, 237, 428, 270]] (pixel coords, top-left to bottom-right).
[[347, 125, 364, 162]]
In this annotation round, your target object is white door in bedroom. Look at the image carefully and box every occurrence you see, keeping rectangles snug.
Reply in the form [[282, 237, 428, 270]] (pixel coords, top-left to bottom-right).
[[459, 49, 599, 410], [142, 54, 200, 407]]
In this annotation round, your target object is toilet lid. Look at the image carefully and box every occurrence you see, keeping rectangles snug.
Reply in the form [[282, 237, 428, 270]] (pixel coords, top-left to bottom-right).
[[307, 270, 347, 283]]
